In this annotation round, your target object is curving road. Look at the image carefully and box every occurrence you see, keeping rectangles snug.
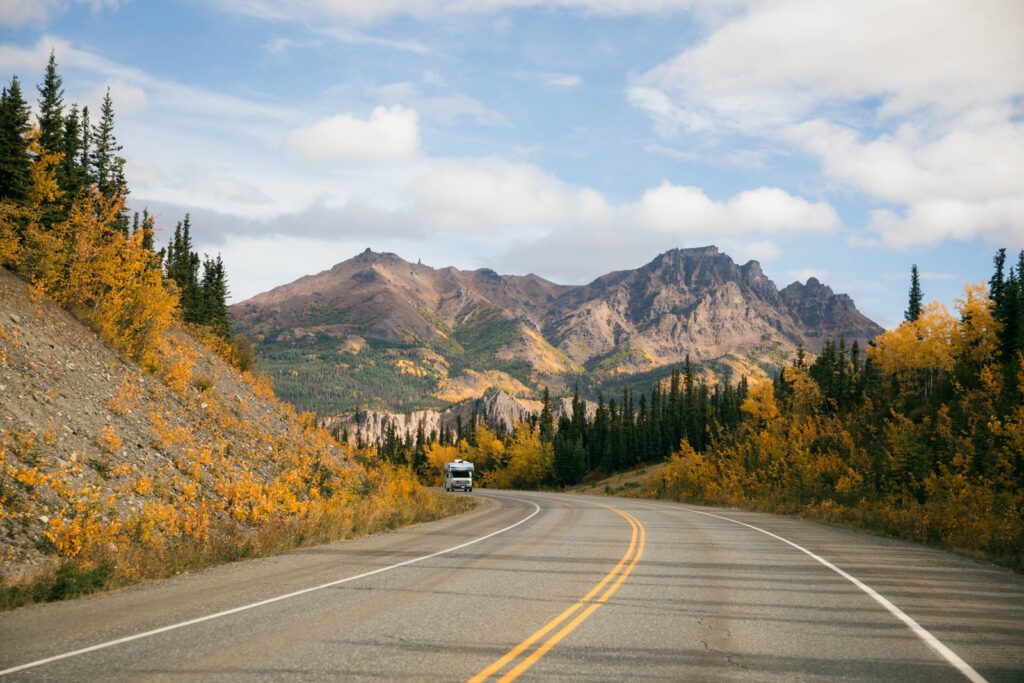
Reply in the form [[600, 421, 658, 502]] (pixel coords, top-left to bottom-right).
[[1, 490, 1022, 681]]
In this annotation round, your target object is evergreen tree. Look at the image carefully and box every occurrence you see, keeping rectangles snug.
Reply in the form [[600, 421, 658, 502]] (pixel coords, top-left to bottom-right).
[[666, 367, 681, 452], [165, 214, 202, 322], [200, 254, 230, 336], [78, 105, 91, 179], [138, 208, 155, 252], [606, 398, 620, 472], [990, 248, 1019, 364], [36, 50, 64, 153], [58, 105, 87, 197], [570, 383, 586, 452], [552, 415, 583, 486], [1017, 251, 1024, 355], [539, 386, 554, 443], [412, 421, 427, 473], [0, 76, 32, 202], [905, 264, 923, 322], [990, 248, 1006, 305], [683, 355, 700, 449], [90, 88, 128, 233], [590, 394, 610, 471]]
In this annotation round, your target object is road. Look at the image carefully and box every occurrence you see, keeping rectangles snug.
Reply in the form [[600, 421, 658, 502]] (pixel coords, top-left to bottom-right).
[[1, 490, 1022, 681]]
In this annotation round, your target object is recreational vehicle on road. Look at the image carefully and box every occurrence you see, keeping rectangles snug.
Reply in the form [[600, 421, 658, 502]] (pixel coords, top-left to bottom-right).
[[444, 459, 474, 492]]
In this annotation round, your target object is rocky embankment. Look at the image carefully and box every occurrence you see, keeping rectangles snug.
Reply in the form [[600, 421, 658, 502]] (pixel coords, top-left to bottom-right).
[[0, 268, 344, 583]]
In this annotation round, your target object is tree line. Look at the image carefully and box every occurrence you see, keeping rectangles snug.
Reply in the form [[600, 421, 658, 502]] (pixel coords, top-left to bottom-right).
[[656, 251, 1023, 569], [357, 359, 750, 490], [0, 51, 238, 351], [356, 251, 1023, 568]]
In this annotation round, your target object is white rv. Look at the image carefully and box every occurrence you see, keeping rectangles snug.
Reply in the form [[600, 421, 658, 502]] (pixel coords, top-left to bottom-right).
[[444, 459, 474, 492]]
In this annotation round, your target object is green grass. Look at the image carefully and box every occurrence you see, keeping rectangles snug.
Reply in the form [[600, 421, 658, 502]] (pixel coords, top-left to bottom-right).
[[0, 561, 118, 610], [586, 346, 634, 375]]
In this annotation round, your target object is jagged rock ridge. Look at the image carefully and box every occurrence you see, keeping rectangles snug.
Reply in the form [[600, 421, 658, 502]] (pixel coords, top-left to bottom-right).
[[231, 246, 884, 414]]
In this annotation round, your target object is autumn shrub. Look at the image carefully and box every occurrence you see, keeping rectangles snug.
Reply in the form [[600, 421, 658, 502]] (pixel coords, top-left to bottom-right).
[[95, 426, 121, 454], [0, 91, 477, 611], [639, 282, 1024, 571]]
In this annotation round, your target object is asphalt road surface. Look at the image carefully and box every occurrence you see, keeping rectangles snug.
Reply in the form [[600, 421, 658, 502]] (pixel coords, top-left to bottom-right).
[[1, 490, 1022, 681]]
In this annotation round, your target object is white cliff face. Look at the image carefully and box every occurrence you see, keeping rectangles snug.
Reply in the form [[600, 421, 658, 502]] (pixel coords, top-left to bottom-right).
[[322, 390, 594, 445]]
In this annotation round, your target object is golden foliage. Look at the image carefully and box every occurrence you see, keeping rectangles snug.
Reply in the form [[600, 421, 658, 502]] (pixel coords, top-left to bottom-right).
[[483, 425, 552, 489], [953, 282, 1000, 369], [149, 412, 192, 451], [870, 301, 955, 395], [640, 282, 1024, 570], [0, 145, 474, 603], [95, 426, 122, 454], [741, 381, 778, 424], [107, 373, 143, 415]]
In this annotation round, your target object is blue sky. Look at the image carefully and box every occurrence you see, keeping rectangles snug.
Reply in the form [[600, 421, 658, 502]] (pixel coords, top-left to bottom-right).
[[2, 1, 1022, 327]]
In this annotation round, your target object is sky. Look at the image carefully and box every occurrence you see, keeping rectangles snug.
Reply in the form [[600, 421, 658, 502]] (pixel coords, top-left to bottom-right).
[[1, 0, 1022, 328]]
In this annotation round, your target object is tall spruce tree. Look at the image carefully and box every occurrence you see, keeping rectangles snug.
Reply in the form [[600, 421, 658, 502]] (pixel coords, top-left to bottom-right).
[[91, 88, 129, 233], [165, 214, 202, 322], [538, 386, 554, 443], [989, 248, 1019, 363], [905, 264, 923, 322], [1017, 251, 1024, 355], [0, 76, 32, 202], [78, 105, 91, 179], [58, 105, 87, 197], [36, 50, 64, 153], [200, 254, 230, 336]]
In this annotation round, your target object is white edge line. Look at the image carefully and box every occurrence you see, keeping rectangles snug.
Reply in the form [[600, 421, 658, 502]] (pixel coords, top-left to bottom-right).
[[678, 506, 988, 683], [0, 498, 542, 676]]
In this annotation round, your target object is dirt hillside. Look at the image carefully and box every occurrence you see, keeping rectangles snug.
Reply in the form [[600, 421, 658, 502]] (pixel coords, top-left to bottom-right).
[[0, 268, 403, 588]]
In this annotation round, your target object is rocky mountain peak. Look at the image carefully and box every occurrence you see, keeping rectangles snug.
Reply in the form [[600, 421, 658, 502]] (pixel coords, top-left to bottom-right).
[[780, 277, 881, 343], [232, 245, 884, 415]]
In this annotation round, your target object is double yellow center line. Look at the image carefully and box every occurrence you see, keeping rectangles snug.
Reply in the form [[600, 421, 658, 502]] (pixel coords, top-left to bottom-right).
[[468, 506, 646, 682]]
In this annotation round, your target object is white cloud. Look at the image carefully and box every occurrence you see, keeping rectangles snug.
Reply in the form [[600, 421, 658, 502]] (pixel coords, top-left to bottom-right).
[[627, 85, 710, 134], [0, 0, 63, 27], [538, 72, 582, 88], [405, 158, 606, 234], [636, 0, 1024, 129], [728, 239, 780, 264], [86, 80, 148, 117], [287, 106, 421, 163], [263, 36, 324, 56], [0, 37, 298, 127], [0, 0, 122, 27], [494, 16, 513, 32], [791, 118, 1024, 207], [206, 0, 720, 25], [632, 183, 839, 235], [629, 0, 1024, 249], [644, 141, 770, 169], [375, 82, 505, 126], [423, 94, 506, 125], [128, 159, 273, 208]]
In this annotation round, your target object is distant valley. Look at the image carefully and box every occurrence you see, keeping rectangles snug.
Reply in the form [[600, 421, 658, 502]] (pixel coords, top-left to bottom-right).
[[231, 245, 882, 417]]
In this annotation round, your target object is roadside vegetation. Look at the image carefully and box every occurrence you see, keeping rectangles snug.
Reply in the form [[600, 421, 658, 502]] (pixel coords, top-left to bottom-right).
[[0, 55, 473, 609], [647, 259, 1024, 571], [373, 256, 1024, 571]]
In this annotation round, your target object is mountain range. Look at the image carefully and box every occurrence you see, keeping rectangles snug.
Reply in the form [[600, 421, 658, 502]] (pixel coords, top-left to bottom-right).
[[230, 246, 883, 415]]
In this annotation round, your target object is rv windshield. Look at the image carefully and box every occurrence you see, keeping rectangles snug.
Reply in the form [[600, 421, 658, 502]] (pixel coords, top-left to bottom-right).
[[450, 471, 472, 479]]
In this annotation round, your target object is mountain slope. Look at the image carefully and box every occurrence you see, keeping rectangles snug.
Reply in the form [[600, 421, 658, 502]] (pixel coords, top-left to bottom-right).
[[0, 269, 464, 595], [231, 246, 883, 414]]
